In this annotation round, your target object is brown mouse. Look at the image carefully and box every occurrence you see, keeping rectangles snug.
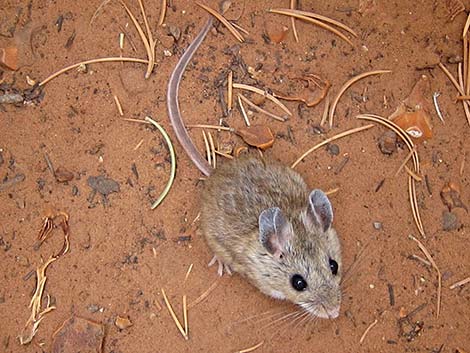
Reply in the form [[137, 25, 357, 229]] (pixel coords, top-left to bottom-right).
[[167, 19, 342, 319]]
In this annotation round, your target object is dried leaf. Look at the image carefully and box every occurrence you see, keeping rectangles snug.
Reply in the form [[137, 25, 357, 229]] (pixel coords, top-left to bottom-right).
[[236, 125, 274, 150], [265, 22, 289, 43], [393, 110, 432, 143], [440, 181, 468, 212], [55, 166, 74, 183], [0, 47, 18, 71], [275, 73, 330, 107], [115, 316, 133, 330], [52, 316, 105, 353]]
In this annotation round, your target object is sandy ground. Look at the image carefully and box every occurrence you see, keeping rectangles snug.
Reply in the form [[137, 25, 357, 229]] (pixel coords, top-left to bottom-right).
[[1, 0, 469, 352]]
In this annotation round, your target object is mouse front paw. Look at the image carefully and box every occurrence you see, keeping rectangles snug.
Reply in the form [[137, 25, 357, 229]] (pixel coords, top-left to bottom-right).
[[208, 255, 232, 276]]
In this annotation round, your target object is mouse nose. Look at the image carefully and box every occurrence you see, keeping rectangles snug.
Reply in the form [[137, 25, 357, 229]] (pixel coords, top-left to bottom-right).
[[328, 305, 340, 319]]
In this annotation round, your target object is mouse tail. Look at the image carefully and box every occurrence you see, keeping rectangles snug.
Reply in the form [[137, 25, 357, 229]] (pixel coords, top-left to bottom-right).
[[167, 17, 213, 177]]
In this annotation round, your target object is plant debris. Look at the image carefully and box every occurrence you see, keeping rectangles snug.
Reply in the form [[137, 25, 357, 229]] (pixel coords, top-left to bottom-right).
[[392, 110, 433, 143], [440, 181, 468, 211], [235, 125, 275, 150], [0, 47, 18, 71], [54, 166, 74, 183], [274, 73, 331, 107], [51, 316, 105, 353], [19, 212, 70, 345], [115, 316, 133, 330]]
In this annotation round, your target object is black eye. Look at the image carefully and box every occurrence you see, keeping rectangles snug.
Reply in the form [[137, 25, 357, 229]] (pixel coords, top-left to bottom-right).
[[329, 258, 338, 275], [291, 274, 308, 291]]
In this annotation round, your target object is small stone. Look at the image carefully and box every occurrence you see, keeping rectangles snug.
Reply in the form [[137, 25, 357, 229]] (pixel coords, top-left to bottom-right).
[[55, 166, 74, 182], [326, 144, 340, 156], [447, 55, 463, 64], [115, 316, 133, 330], [87, 304, 100, 313], [167, 25, 181, 41], [378, 130, 397, 155], [72, 185, 79, 196], [442, 211, 460, 231], [160, 35, 175, 48], [373, 222, 383, 230], [16, 255, 30, 267]]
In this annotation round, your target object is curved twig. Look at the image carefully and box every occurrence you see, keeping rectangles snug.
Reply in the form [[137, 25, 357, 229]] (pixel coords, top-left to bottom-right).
[[269, 9, 355, 46], [39, 57, 148, 86], [329, 70, 391, 125], [291, 124, 374, 168], [145, 117, 176, 209]]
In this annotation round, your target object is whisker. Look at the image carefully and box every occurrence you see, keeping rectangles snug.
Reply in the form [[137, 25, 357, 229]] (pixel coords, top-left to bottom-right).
[[261, 310, 301, 330], [228, 307, 290, 328], [341, 243, 369, 288]]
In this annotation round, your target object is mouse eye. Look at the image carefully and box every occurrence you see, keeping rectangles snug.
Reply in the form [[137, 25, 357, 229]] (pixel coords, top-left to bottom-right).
[[329, 258, 338, 275], [291, 274, 308, 291]]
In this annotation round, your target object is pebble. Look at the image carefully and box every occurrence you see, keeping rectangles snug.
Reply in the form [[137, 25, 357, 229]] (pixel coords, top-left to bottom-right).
[[373, 222, 383, 230], [115, 316, 133, 330], [326, 144, 340, 156], [378, 130, 397, 155], [442, 211, 460, 231]]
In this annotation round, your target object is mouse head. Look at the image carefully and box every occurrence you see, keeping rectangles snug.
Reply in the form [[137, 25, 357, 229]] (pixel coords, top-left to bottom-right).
[[258, 189, 342, 319]]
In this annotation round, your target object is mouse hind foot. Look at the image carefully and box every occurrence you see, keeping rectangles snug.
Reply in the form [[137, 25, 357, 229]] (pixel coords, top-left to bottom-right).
[[208, 255, 232, 276]]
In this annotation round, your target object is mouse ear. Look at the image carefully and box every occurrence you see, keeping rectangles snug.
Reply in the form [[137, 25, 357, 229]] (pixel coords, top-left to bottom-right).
[[259, 207, 292, 259], [306, 189, 333, 232]]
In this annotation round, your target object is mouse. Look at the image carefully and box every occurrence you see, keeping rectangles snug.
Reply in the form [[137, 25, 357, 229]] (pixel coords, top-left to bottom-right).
[[167, 18, 342, 319]]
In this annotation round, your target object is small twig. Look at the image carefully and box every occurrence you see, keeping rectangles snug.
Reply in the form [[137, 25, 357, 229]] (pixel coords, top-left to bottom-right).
[[410, 254, 432, 267], [39, 57, 148, 86], [187, 124, 234, 131], [158, 0, 167, 25], [233, 83, 292, 116], [230, 22, 250, 35], [271, 8, 358, 37], [291, 124, 374, 168], [359, 319, 378, 344], [450, 276, 470, 289], [196, 2, 244, 42], [118, 0, 154, 79], [320, 92, 330, 126], [457, 63, 470, 125], [184, 264, 194, 282], [161, 288, 188, 340], [289, 0, 299, 42], [237, 95, 251, 126], [238, 94, 286, 122], [409, 235, 442, 318], [134, 139, 144, 150], [269, 9, 355, 46], [183, 295, 188, 336], [394, 148, 415, 177], [215, 150, 234, 159], [404, 165, 422, 182], [208, 131, 216, 168], [357, 114, 425, 237], [129, 117, 176, 209], [432, 92, 445, 123], [236, 341, 264, 353], [202, 130, 211, 166], [227, 71, 233, 112], [188, 279, 220, 309], [44, 153, 55, 178], [113, 95, 124, 116], [439, 62, 470, 125], [329, 70, 391, 124]]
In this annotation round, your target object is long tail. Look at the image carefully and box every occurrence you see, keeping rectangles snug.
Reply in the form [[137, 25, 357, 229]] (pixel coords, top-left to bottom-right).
[[167, 18, 213, 177]]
